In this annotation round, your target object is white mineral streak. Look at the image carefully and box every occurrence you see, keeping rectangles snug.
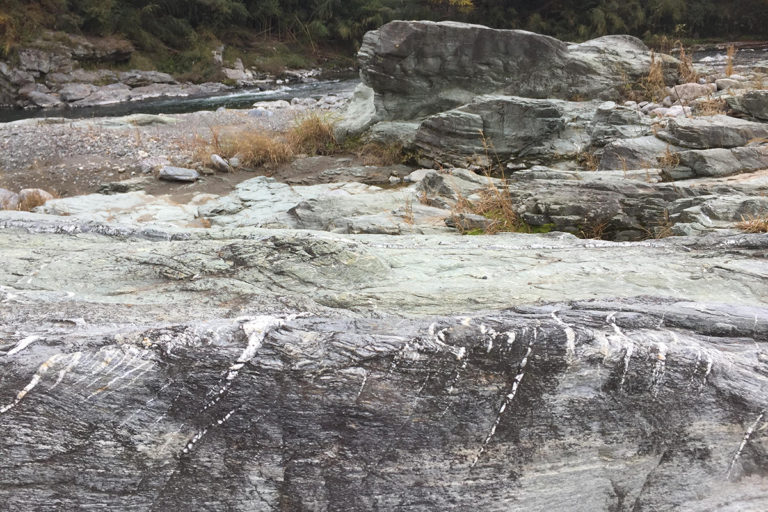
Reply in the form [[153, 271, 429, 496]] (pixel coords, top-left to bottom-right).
[[6, 335, 41, 356], [202, 316, 284, 411], [50, 352, 83, 389], [356, 371, 369, 400], [651, 342, 668, 397], [471, 327, 537, 468], [727, 411, 766, 479], [551, 311, 576, 361], [0, 354, 62, 414], [607, 313, 633, 390], [183, 408, 237, 454], [86, 360, 155, 401]]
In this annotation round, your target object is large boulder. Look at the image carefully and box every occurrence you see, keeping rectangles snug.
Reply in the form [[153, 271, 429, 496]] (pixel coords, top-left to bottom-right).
[[356, 21, 676, 122]]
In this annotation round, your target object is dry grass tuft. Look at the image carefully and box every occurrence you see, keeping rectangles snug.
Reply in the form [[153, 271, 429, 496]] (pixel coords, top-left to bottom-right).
[[736, 214, 768, 233], [642, 210, 675, 239], [289, 111, 338, 155], [643, 51, 667, 102], [17, 189, 54, 211], [577, 150, 599, 171], [657, 146, 680, 171], [695, 96, 727, 116], [192, 126, 293, 171], [726, 45, 736, 78], [451, 182, 522, 235], [676, 42, 699, 83], [355, 141, 404, 166]]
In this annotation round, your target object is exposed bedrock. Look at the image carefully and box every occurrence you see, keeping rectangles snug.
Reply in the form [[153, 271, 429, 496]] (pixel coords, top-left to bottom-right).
[[1, 214, 767, 510]]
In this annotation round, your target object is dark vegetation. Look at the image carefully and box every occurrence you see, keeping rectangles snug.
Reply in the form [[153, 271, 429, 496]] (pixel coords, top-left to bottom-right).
[[2, 1, 767, 76]]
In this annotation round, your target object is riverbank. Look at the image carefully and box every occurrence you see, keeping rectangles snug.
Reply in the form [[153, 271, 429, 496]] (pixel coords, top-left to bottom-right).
[[0, 83, 355, 198]]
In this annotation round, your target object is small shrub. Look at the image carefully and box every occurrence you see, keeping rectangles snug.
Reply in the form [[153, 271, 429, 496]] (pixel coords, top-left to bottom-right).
[[736, 214, 768, 233], [289, 112, 338, 155]]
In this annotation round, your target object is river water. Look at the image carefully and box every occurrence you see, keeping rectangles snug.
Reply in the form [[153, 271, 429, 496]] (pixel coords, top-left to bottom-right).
[[0, 78, 360, 124]]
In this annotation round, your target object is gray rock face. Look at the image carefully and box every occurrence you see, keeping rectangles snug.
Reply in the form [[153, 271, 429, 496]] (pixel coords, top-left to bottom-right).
[[0, 214, 767, 510], [158, 166, 200, 182], [589, 101, 650, 146], [23, 90, 62, 108], [677, 145, 768, 177], [414, 95, 565, 163], [357, 21, 674, 122], [598, 136, 679, 170], [727, 90, 768, 120], [58, 82, 95, 102], [657, 115, 768, 149]]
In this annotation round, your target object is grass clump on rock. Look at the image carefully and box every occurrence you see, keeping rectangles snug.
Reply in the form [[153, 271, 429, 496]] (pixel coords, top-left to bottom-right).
[[736, 214, 768, 233]]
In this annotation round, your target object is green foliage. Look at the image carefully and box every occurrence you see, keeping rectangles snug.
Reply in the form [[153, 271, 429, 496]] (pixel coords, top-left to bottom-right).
[[2, 0, 767, 62]]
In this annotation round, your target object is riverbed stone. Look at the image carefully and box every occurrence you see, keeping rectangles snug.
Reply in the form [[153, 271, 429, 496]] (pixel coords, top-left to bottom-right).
[[726, 90, 768, 120], [158, 166, 200, 182], [58, 82, 95, 102]]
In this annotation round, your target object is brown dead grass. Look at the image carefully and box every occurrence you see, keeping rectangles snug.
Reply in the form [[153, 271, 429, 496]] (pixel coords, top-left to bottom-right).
[[695, 97, 727, 116], [577, 151, 599, 171], [657, 146, 680, 171], [289, 111, 338, 155], [726, 45, 736, 78], [17, 189, 54, 211], [736, 214, 768, 233], [355, 141, 404, 166], [192, 126, 293, 171], [450, 181, 522, 235], [676, 42, 699, 83], [643, 51, 667, 102]]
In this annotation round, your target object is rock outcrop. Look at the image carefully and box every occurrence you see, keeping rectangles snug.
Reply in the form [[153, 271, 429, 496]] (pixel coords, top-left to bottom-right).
[[356, 21, 674, 121], [0, 213, 767, 510]]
